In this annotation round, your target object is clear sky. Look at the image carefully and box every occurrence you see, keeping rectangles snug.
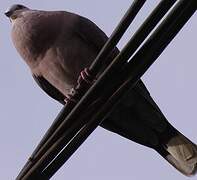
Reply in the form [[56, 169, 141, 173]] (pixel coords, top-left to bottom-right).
[[0, 0, 196, 180]]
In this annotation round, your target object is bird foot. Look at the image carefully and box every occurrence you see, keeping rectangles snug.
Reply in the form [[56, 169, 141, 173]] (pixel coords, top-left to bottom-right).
[[64, 68, 95, 104], [78, 68, 95, 85]]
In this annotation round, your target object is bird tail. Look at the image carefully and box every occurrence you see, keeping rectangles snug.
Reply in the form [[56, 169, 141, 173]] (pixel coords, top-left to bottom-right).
[[156, 130, 197, 176]]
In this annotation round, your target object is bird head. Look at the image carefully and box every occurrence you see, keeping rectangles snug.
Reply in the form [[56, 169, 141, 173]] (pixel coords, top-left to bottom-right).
[[5, 4, 29, 22]]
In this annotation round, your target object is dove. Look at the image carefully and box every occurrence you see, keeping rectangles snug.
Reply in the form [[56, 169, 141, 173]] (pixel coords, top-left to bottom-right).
[[5, 4, 197, 176]]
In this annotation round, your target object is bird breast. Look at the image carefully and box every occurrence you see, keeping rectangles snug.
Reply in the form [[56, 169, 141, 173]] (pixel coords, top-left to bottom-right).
[[11, 11, 62, 68]]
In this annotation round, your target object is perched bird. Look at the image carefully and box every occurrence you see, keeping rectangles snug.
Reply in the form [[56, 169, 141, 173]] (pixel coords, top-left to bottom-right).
[[5, 4, 197, 176]]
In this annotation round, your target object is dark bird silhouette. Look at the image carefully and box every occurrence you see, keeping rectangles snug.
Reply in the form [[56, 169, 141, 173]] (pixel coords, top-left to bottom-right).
[[5, 4, 197, 176]]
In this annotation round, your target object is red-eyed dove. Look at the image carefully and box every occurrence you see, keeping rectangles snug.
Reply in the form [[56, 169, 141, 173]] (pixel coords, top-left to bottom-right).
[[5, 4, 197, 176]]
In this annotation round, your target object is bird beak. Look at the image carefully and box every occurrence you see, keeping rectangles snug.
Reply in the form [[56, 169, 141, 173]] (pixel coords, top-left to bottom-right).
[[4, 10, 12, 17]]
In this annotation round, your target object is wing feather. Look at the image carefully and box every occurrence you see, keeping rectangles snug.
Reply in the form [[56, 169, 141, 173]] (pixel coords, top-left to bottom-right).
[[33, 75, 65, 105]]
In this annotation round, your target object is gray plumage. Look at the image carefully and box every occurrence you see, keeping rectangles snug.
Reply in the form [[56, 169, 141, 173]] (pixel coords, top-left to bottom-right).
[[5, 4, 197, 176]]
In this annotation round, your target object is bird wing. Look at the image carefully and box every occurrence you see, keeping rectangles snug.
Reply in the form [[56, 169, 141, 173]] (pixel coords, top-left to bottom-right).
[[76, 15, 168, 133], [33, 75, 65, 105], [76, 16, 119, 68], [76, 16, 108, 52]]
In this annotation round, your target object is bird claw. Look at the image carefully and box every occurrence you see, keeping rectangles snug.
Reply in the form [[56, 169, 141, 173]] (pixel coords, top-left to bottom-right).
[[64, 68, 95, 104], [78, 68, 95, 85]]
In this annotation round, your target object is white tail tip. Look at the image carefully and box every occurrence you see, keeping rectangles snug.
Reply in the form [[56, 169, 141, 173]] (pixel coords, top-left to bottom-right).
[[165, 133, 197, 176]]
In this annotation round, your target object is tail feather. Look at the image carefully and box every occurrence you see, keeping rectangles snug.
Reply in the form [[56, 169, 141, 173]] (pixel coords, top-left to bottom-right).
[[157, 132, 197, 176]]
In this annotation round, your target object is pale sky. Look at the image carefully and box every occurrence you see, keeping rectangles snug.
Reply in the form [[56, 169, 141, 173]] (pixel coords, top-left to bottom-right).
[[0, 1, 196, 180]]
